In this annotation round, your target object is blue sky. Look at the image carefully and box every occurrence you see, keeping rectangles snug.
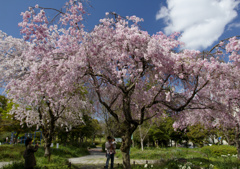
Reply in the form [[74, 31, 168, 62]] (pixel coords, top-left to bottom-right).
[[0, 0, 240, 50], [0, 0, 166, 37]]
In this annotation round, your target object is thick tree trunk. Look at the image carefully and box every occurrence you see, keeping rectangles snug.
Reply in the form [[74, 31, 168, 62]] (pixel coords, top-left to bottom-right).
[[121, 131, 132, 169], [122, 150, 131, 168], [42, 132, 53, 163], [43, 133, 53, 158], [45, 144, 51, 157], [42, 120, 55, 160], [119, 120, 138, 169]]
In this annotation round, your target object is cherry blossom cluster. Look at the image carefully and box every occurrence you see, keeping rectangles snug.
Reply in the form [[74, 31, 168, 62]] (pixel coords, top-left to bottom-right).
[[1, 0, 88, 130]]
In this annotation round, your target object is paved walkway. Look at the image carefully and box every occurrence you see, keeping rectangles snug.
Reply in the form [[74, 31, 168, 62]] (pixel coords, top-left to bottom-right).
[[68, 147, 159, 165], [0, 162, 12, 169]]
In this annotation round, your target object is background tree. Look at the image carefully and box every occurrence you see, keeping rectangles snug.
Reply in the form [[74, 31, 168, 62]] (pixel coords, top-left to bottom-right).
[[148, 116, 185, 147], [137, 120, 153, 151], [187, 124, 208, 147]]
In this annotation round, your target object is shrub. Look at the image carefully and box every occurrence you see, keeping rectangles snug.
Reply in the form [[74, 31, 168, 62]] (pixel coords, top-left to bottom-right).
[[201, 145, 237, 156]]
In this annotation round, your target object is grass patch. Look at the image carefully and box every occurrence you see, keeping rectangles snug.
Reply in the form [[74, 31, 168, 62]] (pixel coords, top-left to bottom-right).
[[1, 144, 89, 169], [116, 147, 204, 160], [0, 145, 25, 162], [115, 146, 240, 169]]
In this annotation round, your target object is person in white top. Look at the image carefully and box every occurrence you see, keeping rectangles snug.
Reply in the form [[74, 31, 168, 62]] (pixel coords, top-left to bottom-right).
[[105, 136, 116, 169]]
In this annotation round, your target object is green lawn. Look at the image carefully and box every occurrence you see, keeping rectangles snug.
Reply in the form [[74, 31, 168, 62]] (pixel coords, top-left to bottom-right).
[[0, 144, 89, 169], [114, 146, 240, 169], [116, 147, 205, 160]]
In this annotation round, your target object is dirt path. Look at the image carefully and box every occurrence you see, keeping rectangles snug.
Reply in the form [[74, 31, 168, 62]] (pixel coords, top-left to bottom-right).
[[69, 147, 159, 168], [69, 147, 115, 165]]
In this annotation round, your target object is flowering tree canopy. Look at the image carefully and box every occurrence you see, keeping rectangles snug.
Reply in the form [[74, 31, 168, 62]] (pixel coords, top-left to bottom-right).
[[0, 0, 236, 167], [0, 0, 90, 156]]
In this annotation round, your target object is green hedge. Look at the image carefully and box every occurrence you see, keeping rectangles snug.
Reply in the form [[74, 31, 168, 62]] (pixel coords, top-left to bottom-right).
[[201, 145, 237, 156]]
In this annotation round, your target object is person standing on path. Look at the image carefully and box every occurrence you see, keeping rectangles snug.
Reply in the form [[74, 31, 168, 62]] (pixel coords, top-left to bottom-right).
[[23, 137, 39, 169], [105, 136, 116, 169]]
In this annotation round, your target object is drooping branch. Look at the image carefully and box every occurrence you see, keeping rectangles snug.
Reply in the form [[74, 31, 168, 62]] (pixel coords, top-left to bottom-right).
[[90, 73, 119, 122], [209, 35, 240, 53]]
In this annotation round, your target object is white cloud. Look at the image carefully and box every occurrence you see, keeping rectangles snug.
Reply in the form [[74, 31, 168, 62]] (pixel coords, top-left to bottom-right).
[[156, 6, 169, 20], [227, 22, 240, 30], [156, 0, 240, 50]]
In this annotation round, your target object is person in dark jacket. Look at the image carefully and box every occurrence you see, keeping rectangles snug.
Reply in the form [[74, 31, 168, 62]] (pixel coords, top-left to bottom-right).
[[23, 137, 38, 169]]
